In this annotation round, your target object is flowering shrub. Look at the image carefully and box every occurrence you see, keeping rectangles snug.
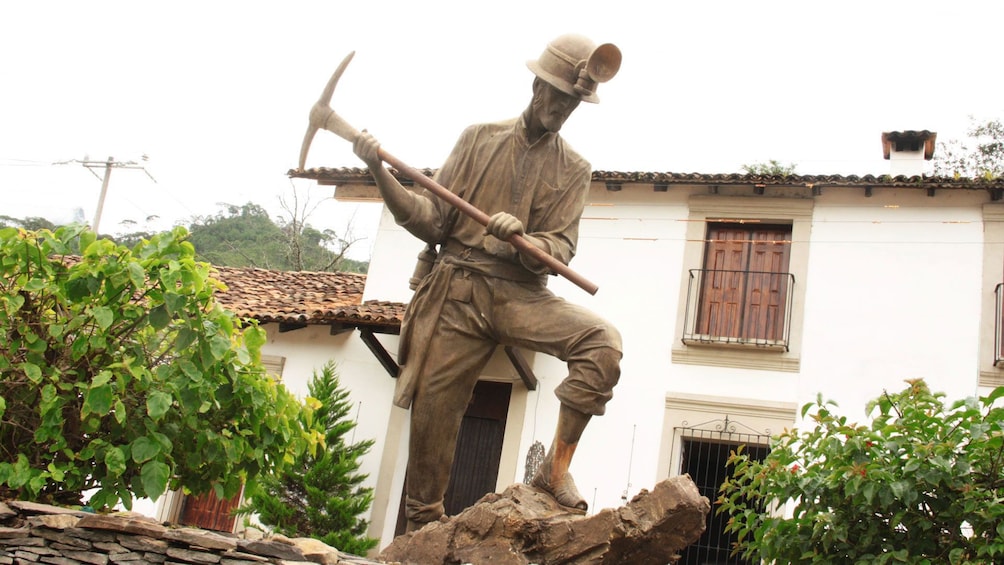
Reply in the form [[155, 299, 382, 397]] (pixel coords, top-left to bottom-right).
[[719, 380, 1004, 564]]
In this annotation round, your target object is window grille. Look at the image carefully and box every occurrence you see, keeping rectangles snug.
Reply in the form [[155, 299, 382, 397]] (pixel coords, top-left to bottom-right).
[[676, 417, 770, 565], [683, 268, 795, 349]]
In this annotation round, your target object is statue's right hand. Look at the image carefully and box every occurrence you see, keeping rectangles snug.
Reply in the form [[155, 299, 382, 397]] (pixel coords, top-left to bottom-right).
[[353, 130, 383, 170]]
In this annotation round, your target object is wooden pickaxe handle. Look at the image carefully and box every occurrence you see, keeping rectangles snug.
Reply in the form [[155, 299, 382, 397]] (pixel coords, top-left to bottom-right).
[[375, 150, 599, 295], [298, 52, 599, 295]]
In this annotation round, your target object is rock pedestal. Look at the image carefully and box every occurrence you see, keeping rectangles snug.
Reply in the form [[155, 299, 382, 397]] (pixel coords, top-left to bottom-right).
[[379, 475, 709, 565]]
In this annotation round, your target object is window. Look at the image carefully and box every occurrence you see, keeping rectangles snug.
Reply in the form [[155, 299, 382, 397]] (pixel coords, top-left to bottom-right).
[[980, 204, 1004, 386], [261, 354, 286, 380], [657, 393, 797, 564], [687, 222, 793, 348], [677, 434, 769, 565], [672, 196, 812, 372]]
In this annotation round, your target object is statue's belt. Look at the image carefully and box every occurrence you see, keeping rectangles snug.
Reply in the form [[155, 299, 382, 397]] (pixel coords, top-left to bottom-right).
[[439, 240, 547, 285]]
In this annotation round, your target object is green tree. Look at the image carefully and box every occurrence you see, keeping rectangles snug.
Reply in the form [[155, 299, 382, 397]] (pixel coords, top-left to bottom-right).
[[240, 362, 377, 555], [0, 216, 58, 231], [719, 380, 1004, 564], [187, 203, 288, 269], [742, 160, 797, 177], [188, 199, 367, 274], [933, 117, 1004, 179], [0, 225, 318, 510]]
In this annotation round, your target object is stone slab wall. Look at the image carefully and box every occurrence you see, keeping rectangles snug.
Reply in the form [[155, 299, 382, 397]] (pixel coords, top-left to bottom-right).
[[0, 501, 387, 565]]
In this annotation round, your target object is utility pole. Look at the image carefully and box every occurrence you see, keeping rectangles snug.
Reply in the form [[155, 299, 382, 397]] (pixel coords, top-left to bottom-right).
[[92, 157, 115, 233], [54, 156, 156, 233]]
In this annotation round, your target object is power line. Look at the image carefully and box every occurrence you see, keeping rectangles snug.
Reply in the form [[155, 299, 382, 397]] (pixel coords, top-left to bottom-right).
[[53, 156, 157, 232]]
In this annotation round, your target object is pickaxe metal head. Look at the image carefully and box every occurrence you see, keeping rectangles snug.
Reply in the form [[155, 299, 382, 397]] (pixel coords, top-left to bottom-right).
[[297, 51, 361, 171]]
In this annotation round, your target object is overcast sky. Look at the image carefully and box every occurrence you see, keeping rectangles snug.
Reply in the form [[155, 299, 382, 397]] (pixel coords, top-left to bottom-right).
[[2, 1, 1002, 260]]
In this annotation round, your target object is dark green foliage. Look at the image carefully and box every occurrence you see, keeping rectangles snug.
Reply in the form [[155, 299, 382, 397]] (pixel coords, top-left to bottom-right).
[[0, 216, 58, 231], [719, 380, 1004, 564], [187, 204, 288, 269], [241, 362, 377, 555], [187, 203, 367, 273], [0, 225, 313, 509], [1, 204, 369, 274]]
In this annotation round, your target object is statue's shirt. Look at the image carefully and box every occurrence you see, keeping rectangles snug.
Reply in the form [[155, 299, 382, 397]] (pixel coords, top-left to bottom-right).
[[397, 116, 591, 273]]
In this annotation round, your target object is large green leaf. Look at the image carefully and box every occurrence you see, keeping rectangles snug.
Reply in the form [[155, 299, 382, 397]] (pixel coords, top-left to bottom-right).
[[92, 306, 114, 331], [104, 447, 127, 477], [130, 436, 161, 463], [209, 335, 231, 360], [148, 304, 169, 329], [146, 391, 172, 421], [21, 362, 42, 384], [140, 461, 170, 500], [82, 383, 114, 416]]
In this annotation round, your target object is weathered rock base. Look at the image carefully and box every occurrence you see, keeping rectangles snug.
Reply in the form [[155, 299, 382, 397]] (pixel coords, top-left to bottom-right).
[[379, 474, 710, 565]]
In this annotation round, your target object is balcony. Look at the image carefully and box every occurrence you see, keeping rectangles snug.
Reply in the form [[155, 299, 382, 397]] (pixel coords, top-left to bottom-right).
[[682, 268, 795, 351]]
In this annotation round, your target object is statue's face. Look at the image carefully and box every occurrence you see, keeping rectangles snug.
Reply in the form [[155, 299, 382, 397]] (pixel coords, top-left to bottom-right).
[[532, 82, 580, 133]]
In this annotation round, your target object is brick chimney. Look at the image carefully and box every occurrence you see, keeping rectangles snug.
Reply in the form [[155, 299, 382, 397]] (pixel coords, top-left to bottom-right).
[[881, 130, 937, 177]]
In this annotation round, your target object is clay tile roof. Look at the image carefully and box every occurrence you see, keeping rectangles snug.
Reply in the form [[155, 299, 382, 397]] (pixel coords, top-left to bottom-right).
[[211, 265, 405, 332], [881, 130, 938, 160], [290, 166, 1004, 190]]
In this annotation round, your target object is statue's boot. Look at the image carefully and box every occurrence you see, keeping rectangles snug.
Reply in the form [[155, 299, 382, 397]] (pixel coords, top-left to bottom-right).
[[531, 405, 591, 513], [404, 497, 444, 534]]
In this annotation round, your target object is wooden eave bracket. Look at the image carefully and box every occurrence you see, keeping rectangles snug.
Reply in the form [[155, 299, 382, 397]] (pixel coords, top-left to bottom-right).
[[278, 322, 308, 333], [359, 328, 400, 378], [503, 346, 538, 391]]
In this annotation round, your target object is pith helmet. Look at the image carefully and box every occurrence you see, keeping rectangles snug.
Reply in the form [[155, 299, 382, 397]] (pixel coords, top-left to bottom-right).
[[526, 33, 621, 103]]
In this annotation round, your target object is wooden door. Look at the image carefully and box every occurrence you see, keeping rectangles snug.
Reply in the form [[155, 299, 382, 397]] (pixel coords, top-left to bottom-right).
[[443, 380, 511, 515], [395, 380, 512, 535]]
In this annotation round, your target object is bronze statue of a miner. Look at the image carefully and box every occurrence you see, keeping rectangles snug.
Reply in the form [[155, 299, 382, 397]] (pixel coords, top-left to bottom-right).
[[353, 34, 623, 533]]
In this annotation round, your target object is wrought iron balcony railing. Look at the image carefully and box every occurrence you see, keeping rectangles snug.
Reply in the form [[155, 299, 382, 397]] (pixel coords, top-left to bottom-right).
[[682, 268, 795, 351]]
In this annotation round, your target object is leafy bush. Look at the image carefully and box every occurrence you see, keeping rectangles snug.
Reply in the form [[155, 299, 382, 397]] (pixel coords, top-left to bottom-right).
[[719, 380, 1004, 564], [0, 225, 316, 510]]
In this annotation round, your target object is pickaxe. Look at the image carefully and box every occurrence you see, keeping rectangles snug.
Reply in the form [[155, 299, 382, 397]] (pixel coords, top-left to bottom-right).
[[296, 52, 599, 295]]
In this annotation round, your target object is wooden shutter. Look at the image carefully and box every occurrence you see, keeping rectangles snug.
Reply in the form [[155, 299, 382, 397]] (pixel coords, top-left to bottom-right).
[[696, 225, 749, 337], [743, 227, 792, 341], [697, 224, 792, 341]]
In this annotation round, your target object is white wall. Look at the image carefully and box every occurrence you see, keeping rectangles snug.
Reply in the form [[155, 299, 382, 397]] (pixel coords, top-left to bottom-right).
[[799, 189, 984, 412], [290, 182, 995, 539], [512, 185, 990, 512]]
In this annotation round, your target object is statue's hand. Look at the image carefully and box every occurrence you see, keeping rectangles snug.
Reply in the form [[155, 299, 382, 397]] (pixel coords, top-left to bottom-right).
[[486, 212, 524, 242], [352, 130, 383, 170]]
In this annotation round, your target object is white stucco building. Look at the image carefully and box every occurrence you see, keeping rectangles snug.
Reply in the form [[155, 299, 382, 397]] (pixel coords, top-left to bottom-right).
[[160, 130, 1004, 561]]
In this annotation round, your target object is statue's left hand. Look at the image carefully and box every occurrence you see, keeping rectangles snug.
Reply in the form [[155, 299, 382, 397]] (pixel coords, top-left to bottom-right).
[[486, 212, 525, 241]]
